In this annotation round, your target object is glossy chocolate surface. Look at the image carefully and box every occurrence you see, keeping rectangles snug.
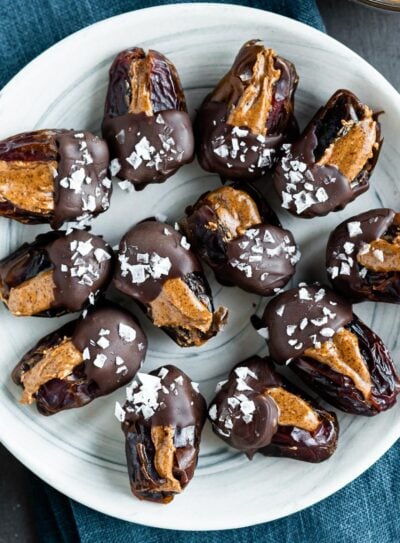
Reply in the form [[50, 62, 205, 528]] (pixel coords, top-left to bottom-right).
[[326, 208, 400, 303], [209, 356, 338, 462], [102, 47, 194, 189], [274, 89, 382, 218], [113, 220, 227, 347], [195, 40, 298, 180], [12, 303, 147, 415], [0, 229, 114, 316], [0, 129, 111, 228], [261, 284, 352, 364], [121, 365, 206, 503], [181, 184, 299, 295]]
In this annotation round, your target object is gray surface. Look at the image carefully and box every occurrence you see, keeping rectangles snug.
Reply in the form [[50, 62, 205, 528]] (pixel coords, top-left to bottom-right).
[[1, 1, 399, 541]]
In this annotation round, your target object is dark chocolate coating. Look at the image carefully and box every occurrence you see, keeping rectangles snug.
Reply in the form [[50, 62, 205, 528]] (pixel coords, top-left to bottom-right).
[[261, 284, 353, 364], [0, 129, 111, 228], [209, 356, 338, 463], [12, 303, 147, 415], [291, 315, 400, 416], [195, 40, 299, 180], [114, 220, 201, 304], [181, 184, 299, 295], [274, 89, 382, 218], [326, 208, 400, 303], [0, 230, 114, 317], [121, 365, 206, 503], [102, 47, 194, 189], [113, 220, 226, 346]]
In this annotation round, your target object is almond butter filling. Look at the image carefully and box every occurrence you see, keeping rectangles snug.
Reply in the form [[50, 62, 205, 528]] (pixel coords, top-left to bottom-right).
[[304, 327, 372, 400], [20, 338, 83, 404], [128, 57, 153, 116], [0, 160, 55, 214], [6, 270, 56, 316], [227, 48, 281, 136], [357, 237, 400, 272], [266, 387, 320, 432], [317, 110, 377, 181], [149, 277, 213, 343], [151, 425, 182, 494], [206, 186, 262, 240]]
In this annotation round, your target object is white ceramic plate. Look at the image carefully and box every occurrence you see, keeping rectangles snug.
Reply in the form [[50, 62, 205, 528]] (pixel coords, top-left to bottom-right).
[[1, 3, 400, 531]]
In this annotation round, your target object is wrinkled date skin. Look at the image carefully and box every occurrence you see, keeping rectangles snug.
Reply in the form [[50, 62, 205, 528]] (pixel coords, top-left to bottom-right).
[[208, 356, 338, 463], [0, 230, 114, 317], [181, 183, 300, 295], [291, 316, 400, 416], [274, 89, 382, 218], [326, 208, 400, 303], [195, 39, 299, 181], [121, 366, 206, 503], [102, 47, 194, 189], [0, 129, 111, 228], [12, 303, 147, 415]]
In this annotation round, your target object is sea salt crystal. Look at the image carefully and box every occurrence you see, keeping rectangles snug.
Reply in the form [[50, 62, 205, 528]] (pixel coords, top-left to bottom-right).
[[93, 353, 107, 368], [347, 221, 362, 237], [119, 323, 137, 343]]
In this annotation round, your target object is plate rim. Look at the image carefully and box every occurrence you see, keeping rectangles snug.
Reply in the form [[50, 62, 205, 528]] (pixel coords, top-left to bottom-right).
[[1, 2, 400, 530]]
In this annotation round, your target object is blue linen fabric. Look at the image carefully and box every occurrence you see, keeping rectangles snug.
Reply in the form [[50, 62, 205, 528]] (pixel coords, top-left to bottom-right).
[[1, 1, 399, 542]]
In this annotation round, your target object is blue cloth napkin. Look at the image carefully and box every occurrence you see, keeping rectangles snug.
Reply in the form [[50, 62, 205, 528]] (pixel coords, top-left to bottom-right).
[[1, 1, 399, 542]]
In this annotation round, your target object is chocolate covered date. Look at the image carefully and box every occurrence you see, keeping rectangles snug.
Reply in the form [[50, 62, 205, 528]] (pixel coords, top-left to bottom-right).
[[196, 40, 298, 181], [208, 356, 338, 462], [181, 184, 300, 295], [326, 209, 400, 303], [12, 303, 147, 415], [0, 129, 111, 228], [0, 229, 113, 317], [117, 365, 206, 503], [113, 220, 228, 347], [274, 90, 382, 218], [260, 284, 400, 415], [102, 47, 194, 189]]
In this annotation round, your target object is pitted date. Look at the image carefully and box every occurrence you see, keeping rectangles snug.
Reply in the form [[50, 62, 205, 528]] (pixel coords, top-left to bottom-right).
[[208, 356, 338, 463], [260, 284, 400, 416], [326, 208, 400, 303], [119, 365, 206, 503], [274, 89, 382, 218], [0, 229, 113, 317], [113, 219, 228, 347], [0, 129, 111, 228], [102, 47, 194, 189], [180, 183, 300, 295], [12, 303, 147, 415], [195, 39, 299, 181]]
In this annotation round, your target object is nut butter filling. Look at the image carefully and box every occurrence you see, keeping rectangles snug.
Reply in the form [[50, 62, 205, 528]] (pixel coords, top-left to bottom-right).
[[128, 55, 153, 116], [227, 48, 281, 136], [20, 338, 83, 404], [149, 277, 213, 338], [317, 111, 377, 182], [7, 269, 56, 316], [151, 426, 182, 494], [0, 160, 55, 214], [266, 387, 320, 432], [205, 186, 262, 240], [304, 327, 372, 400], [357, 237, 400, 272]]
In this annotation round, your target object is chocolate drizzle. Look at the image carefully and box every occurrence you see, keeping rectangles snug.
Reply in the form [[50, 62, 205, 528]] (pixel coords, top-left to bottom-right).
[[326, 208, 400, 303], [209, 356, 338, 462], [274, 89, 382, 218], [261, 284, 353, 364]]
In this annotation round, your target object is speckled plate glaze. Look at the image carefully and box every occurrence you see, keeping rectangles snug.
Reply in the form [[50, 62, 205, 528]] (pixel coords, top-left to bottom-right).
[[0, 3, 399, 531]]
